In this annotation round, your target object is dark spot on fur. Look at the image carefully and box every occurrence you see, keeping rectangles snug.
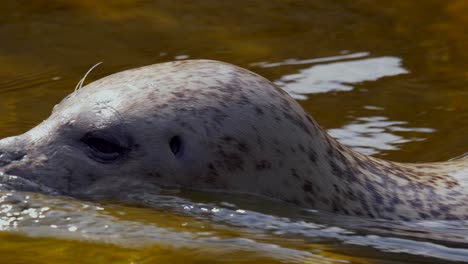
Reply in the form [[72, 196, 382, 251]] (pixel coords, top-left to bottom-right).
[[171, 91, 187, 98], [147, 172, 162, 179], [255, 106, 264, 115], [307, 148, 317, 163], [399, 215, 410, 221], [256, 160, 272, 170], [291, 168, 300, 179], [285, 198, 300, 205], [333, 184, 341, 193], [217, 150, 245, 172], [303, 180, 314, 193], [282, 110, 311, 135], [237, 142, 249, 153]]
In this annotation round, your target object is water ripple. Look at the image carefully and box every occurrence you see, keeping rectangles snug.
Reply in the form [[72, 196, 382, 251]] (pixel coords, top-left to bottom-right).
[[257, 54, 408, 100]]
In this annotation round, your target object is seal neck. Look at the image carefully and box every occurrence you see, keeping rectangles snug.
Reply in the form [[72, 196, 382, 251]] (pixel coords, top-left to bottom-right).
[[294, 116, 467, 220]]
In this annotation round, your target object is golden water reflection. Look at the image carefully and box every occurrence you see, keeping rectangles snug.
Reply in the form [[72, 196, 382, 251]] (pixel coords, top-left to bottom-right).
[[0, 0, 467, 263]]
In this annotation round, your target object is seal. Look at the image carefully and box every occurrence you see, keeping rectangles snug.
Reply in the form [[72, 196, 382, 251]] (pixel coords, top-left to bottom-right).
[[0, 60, 466, 220]]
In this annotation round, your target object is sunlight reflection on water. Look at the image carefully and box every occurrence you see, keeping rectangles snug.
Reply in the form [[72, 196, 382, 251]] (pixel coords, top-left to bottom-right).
[[265, 54, 408, 99], [328, 116, 435, 155], [256, 53, 434, 155]]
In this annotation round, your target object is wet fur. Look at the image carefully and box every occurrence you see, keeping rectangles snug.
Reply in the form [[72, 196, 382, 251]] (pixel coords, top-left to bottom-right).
[[0, 60, 466, 220]]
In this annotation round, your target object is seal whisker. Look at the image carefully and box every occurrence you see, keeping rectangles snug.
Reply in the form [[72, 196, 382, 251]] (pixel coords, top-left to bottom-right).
[[75, 62, 103, 92]]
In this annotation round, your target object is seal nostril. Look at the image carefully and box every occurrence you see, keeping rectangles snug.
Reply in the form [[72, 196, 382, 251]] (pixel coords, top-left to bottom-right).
[[169, 136, 183, 157], [11, 153, 25, 162], [0, 136, 27, 163], [0, 151, 25, 167]]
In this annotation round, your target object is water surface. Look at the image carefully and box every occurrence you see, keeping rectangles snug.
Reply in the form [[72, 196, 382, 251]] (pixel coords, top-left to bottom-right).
[[0, 0, 467, 263]]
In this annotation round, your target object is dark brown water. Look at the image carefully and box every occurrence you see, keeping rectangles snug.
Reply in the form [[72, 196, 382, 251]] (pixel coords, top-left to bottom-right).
[[0, 1, 467, 263]]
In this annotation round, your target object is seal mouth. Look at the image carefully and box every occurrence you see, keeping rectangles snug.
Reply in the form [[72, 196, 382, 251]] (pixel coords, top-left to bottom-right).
[[0, 136, 61, 194], [0, 159, 8, 167], [0, 150, 26, 165], [0, 171, 59, 194]]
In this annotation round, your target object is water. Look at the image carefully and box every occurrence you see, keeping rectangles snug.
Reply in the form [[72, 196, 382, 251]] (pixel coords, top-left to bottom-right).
[[0, 187, 467, 263], [0, 0, 467, 263]]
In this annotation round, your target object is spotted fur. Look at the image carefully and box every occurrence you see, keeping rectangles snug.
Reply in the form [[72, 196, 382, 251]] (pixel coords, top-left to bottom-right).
[[0, 60, 466, 221]]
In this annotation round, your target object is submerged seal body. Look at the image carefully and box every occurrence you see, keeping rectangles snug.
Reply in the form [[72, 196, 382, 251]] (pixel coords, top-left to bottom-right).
[[0, 60, 466, 220]]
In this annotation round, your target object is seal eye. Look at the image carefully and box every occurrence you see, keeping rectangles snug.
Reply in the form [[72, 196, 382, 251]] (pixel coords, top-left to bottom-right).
[[82, 134, 127, 162], [169, 136, 182, 156]]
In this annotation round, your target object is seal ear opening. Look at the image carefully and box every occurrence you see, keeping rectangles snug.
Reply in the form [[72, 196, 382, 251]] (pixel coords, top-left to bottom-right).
[[169, 136, 183, 157]]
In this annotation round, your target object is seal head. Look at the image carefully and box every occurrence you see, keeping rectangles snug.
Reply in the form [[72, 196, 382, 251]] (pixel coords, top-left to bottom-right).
[[0, 60, 466, 220]]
